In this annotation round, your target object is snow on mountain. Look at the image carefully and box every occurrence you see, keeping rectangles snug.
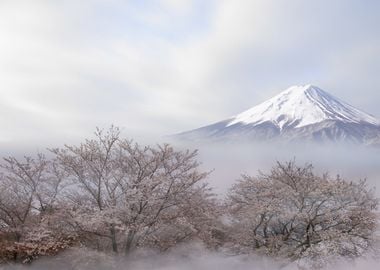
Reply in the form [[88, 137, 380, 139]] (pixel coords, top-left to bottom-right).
[[175, 84, 380, 145], [227, 84, 379, 129]]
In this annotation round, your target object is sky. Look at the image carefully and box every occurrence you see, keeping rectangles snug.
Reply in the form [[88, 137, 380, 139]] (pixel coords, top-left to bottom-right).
[[1, 0, 380, 146]]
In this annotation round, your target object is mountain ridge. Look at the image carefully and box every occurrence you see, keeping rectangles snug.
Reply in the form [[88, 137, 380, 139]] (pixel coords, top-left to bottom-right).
[[175, 85, 380, 145]]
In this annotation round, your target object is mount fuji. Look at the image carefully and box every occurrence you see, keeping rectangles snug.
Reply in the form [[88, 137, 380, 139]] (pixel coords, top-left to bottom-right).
[[175, 84, 380, 145]]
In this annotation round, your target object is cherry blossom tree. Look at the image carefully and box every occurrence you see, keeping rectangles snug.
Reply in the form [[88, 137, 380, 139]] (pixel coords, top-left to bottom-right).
[[0, 127, 221, 262], [0, 154, 71, 263], [50, 127, 220, 254], [227, 161, 379, 268], [0, 154, 66, 240]]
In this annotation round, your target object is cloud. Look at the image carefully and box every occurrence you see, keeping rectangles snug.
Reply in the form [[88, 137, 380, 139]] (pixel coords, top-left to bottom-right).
[[0, 0, 379, 146], [2, 244, 379, 270], [172, 141, 380, 198]]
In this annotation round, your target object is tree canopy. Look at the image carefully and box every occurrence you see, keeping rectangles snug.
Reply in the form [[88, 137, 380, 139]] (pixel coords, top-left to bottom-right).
[[227, 161, 378, 268]]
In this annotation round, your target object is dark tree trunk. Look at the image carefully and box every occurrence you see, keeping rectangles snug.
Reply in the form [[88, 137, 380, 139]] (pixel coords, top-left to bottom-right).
[[125, 230, 136, 255], [110, 224, 118, 253]]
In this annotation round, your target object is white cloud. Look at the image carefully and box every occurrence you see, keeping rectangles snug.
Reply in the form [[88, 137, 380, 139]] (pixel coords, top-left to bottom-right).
[[0, 0, 379, 146]]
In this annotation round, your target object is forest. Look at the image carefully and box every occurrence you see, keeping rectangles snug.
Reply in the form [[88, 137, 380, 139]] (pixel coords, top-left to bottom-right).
[[0, 127, 378, 269]]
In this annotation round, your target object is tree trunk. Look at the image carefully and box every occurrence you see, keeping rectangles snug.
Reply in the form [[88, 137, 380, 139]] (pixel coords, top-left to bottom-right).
[[110, 224, 118, 253], [125, 230, 136, 255]]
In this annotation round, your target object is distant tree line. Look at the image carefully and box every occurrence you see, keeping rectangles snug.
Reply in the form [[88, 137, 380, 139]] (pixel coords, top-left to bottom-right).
[[0, 127, 378, 268]]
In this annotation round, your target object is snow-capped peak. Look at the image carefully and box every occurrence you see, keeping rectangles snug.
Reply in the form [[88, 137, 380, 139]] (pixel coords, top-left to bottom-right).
[[227, 84, 379, 129]]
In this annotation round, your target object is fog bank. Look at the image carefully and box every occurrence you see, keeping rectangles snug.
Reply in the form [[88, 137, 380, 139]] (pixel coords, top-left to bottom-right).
[[1, 244, 378, 270], [169, 141, 380, 196]]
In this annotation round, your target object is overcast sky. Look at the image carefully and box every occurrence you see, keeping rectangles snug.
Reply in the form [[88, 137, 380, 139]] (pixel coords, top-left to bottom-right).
[[1, 0, 380, 146]]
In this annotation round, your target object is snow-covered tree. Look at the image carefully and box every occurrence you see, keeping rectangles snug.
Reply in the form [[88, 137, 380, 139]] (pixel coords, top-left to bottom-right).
[[227, 161, 378, 268]]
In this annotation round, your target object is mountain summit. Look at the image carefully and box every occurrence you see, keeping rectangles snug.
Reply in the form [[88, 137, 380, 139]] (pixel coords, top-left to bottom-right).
[[227, 84, 379, 129], [175, 85, 380, 145]]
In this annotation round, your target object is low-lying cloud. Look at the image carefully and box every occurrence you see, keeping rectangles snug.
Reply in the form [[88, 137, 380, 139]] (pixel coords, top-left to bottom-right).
[[2, 244, 378, 270], [169, 141, 380, 197]]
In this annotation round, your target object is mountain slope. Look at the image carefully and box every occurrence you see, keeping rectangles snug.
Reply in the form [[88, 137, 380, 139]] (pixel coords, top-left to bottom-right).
[[175, 85, 380, 145]]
